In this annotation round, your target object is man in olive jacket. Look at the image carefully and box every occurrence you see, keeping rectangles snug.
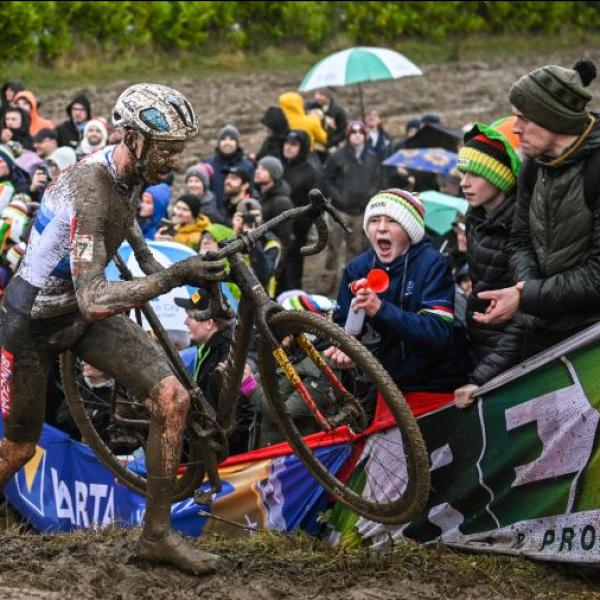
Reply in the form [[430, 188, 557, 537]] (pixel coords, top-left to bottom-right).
[[475, 59, 600, 357]]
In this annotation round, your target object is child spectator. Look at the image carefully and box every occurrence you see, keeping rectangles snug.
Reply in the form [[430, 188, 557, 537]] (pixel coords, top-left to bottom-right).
[[453, 122, 523, 409], [329, 189, 471, 413]]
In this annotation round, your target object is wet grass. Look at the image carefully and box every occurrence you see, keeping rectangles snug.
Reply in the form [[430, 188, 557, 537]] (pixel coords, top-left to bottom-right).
[[7, 30, 600, 95]]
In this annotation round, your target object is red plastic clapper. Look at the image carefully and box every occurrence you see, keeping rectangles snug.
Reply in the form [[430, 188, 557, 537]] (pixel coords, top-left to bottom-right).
[[344, 269, 390, 335]]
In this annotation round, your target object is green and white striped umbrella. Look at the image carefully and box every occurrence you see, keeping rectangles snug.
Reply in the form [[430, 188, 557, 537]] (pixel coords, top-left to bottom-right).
[[299, 46, 422, 91]]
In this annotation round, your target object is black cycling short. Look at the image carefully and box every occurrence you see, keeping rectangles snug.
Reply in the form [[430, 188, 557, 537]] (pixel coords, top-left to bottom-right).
[[0, 303, 173, 444]]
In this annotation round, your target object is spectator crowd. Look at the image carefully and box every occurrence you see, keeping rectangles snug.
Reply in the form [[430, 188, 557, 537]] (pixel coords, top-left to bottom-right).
[[1, 56, 599, 455]]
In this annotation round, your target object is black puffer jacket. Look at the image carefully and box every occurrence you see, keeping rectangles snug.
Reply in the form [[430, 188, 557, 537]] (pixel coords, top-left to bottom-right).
[[324, 144, 380, 215], [256, 106, 288, 162], [508, 118, 600, 350], [465, 196, 523, 384]]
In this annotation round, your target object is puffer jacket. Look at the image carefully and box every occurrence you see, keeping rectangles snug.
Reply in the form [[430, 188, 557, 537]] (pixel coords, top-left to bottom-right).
[[173, 215, 211, 250], [508, 118, 600, 346], [279, 92, 327, 150], [465, 196, 523, 384]]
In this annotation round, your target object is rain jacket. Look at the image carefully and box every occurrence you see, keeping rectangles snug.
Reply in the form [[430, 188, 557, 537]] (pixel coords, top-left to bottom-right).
[[279, 92, 327, 151], [12, 90, 54, 135], [173, 215, 212, 251], [333, 242, 471, 392], [138, 183, 171, 240]]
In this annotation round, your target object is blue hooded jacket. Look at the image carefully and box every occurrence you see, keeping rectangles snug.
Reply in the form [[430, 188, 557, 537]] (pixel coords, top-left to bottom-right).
[[333, 241, 471, 392], [138, 183, 171, 240]]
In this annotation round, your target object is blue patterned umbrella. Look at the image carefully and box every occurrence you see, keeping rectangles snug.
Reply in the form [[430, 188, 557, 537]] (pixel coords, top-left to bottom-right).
[[383, 148, 458, 176]]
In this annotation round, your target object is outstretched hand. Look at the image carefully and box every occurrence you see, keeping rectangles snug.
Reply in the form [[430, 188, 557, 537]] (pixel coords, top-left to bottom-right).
[[473, 283, 522, 325]]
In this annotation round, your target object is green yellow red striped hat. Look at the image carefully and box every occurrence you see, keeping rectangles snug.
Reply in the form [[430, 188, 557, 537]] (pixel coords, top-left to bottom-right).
[[457, 120, 522, 192]]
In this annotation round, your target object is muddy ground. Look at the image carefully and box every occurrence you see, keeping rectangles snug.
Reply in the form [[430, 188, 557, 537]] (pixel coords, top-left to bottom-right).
[[4, 50, 600, 599], [0, 526, 599, 600]]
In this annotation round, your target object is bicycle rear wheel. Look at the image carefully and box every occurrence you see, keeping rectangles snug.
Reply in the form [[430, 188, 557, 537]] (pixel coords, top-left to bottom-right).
[[59, 351, 205, 502], [258, 311, 430, 524]]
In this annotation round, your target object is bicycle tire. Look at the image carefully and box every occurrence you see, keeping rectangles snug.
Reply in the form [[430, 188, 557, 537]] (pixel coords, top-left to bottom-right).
[[59, 351, 205, 502], [257, 311, 430, 524]]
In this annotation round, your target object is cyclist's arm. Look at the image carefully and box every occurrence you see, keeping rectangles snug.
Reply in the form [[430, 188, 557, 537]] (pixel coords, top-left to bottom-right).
[[71, 170, 182, 321], [127, 220, 165, 275]]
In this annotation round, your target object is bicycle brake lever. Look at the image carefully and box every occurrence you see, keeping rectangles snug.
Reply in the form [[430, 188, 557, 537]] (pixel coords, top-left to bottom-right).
[[325, 203, 352, 234]]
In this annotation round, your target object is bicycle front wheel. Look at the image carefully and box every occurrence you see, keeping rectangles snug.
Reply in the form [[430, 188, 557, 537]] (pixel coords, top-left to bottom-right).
[[59, 351, 205, 502], [258, 311, 430, 525]]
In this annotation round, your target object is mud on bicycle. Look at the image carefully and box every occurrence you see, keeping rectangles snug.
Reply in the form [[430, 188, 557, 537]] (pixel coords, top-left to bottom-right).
[[61, 189, 430, 525]]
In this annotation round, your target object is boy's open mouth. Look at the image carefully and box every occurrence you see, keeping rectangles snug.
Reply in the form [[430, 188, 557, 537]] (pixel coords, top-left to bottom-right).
[[377, 239, 392, 252]]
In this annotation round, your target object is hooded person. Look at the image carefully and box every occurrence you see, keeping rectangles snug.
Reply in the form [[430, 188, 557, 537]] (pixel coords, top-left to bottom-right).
[[12, 90, 54, 136], [0, 106, 33, 150], [46, 146, 77, 180], [278, 92, 327, 152], [205, 124, 255, 213], [137, 183, 172, 240], [0, 80, 24, 122], [184, 163, 222, 223], [331, 189, 471, 411], [256, 106, 289, 162], [312, 88, 348, 149], [55, 94, 92, 149], [281, 129, 325, 289], [77, 118, 108, 157]]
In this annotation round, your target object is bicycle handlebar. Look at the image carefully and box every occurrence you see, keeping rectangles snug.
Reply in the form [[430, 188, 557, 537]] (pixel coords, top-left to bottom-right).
[[212, 188, 351, 260]]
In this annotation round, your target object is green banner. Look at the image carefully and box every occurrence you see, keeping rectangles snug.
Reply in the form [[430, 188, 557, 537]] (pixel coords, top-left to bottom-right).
[[329, 332, 600, 563]]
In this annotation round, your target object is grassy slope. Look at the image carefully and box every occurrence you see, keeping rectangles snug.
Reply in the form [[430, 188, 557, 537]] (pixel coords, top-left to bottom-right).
[[8, 30, 600, 94]]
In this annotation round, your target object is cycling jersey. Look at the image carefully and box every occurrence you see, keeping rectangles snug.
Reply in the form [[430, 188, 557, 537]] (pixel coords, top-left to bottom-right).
[[6, 146, 170, 320]]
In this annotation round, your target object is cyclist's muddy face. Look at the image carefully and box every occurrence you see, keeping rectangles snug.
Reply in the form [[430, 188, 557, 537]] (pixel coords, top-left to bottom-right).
[[142, 139, 185, 184]]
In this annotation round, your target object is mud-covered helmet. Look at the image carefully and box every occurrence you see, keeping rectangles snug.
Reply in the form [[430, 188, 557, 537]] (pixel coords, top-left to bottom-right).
[[112, 83, 198, 141]]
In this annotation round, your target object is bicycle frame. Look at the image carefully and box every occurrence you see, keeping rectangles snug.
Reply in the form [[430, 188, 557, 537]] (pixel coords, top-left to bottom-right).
[[213, 251, 284, 434]]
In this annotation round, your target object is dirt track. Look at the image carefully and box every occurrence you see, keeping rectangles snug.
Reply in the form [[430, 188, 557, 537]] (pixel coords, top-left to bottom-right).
[[4, 50, 600, 599]]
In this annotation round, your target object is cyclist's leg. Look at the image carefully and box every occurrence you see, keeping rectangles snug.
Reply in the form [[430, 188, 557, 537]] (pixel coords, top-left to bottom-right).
[[0, 309, 51, 488], [73, 314, 220, 575]]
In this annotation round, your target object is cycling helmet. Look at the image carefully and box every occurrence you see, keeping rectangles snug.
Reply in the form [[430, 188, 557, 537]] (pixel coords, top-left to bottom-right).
[[112, 83, 198, 141]]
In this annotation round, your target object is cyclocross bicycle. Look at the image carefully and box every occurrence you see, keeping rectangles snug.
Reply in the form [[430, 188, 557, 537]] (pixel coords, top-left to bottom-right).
[[60, 189, 430, 525]]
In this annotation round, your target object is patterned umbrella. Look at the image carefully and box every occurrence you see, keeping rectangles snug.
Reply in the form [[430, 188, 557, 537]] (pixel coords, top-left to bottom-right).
[[299, 47, 422, 118], [383, 148, 458, 176]]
